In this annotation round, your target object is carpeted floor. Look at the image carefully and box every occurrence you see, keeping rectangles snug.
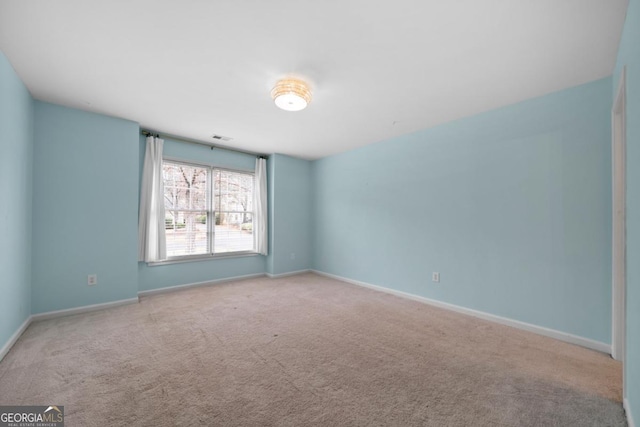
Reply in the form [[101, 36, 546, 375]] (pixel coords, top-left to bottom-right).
[[0, 273, 626, 426]]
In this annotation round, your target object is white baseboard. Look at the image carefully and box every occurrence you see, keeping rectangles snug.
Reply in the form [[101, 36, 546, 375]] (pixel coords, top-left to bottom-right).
[[625, 398, 636, 427], [0, 316, 33, 363], [138, 273, 266, 297], [31, 297, 140, 321], [312, 270, 611, 354], [266, 269, 311, 279]]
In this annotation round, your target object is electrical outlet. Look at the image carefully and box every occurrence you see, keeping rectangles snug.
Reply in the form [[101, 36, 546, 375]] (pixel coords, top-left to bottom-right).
[[432, 272, 440, 283], [88, 274, 97, 286]]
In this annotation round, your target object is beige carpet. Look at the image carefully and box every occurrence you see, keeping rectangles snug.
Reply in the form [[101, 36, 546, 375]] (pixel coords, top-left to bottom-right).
[[0, 273, 626, 426]]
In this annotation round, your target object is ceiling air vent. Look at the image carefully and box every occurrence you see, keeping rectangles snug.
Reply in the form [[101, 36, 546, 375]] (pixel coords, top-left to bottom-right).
[[212, 134, 233, 142]]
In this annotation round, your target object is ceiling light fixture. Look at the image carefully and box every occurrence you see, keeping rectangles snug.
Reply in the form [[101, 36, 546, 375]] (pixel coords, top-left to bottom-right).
[[271, 77, 312, 111]]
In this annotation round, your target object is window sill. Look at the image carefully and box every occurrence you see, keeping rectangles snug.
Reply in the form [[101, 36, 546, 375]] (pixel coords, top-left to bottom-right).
[[146, 252, 261, 266]]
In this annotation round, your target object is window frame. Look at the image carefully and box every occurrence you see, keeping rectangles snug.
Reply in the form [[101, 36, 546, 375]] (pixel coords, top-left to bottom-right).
[[156, 156, 258, 265]]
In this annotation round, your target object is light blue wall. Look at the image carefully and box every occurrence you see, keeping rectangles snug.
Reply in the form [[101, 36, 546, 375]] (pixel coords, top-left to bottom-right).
[[313, 77, 612, 344], [267, 154, 312, 275], [163, 137, 256, 171], [32, 102, 139, 313], [0, 51, 33, 349], [137, 136, 266, 291], [139, 255, 265, 291], [614, 0, 640, 419]]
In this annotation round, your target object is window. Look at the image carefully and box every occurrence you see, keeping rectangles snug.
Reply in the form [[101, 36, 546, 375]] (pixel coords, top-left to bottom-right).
[[163, 160, 254, 258]]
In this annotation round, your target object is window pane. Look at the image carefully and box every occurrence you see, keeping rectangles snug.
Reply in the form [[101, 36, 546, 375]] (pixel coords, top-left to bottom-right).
[[213, 169, 221, 212], [214, 213, 253, 253], [163, 163, 208, 211], [162, 162, 256, 258], [165, 210, 208, 257], [214, 170, 253, 212]]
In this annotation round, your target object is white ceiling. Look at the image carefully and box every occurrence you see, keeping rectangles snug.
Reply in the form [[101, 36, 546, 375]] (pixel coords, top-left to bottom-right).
[[0, 1, 629, 160]]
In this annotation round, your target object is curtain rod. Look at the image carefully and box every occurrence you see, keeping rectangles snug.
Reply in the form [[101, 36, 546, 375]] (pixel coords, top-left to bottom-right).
[[141, 130, 268, 159]]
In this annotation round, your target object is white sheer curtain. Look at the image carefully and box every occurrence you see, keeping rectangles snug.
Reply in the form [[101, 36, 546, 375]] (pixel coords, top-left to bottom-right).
[[138, 135, 167, 262], [254, 157, 268, 255]]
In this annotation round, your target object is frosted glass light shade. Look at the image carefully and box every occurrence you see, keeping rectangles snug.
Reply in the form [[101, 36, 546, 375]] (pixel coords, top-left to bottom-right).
[[271, 78, 312, 111]]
